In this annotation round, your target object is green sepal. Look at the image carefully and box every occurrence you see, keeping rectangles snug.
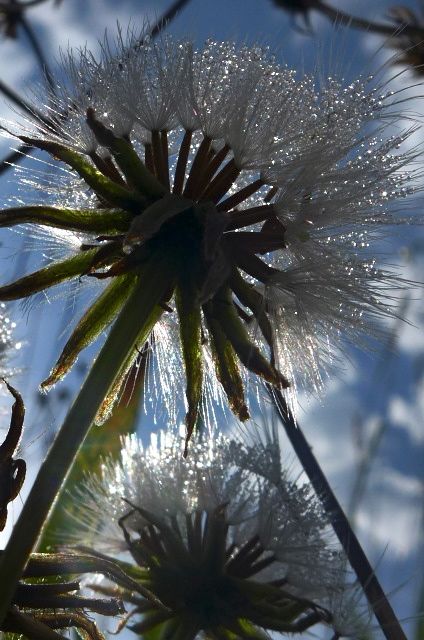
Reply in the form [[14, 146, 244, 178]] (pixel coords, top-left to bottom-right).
[[41, 273, 138, 391], [229, 268, 274, 352], [0, 206, 132, 234], [20, 136, 145, 211], [203, 303, 249, 422], [231, 577, 313, 622], [228, 619, 271, 640], [0, 249, 99, 301], [211, 287, 288, 388], [86, 108, 165, 198], [92, 252, 176, 425], [128, 610, 174, 634], [175, 282, 203, 455], [93, 307, 159, 426]]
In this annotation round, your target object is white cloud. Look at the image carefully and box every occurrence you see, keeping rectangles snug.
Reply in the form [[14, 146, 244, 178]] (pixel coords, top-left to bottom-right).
[[389, 378, 424, 444]]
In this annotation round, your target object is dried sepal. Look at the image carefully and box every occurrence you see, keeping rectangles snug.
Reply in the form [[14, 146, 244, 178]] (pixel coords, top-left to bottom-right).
[[0, 548, 137, 640], [3, 607, 69, 640], [0, 380, 25, 531]]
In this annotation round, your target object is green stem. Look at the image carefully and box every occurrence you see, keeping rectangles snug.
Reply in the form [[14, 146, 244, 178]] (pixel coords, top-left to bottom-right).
[[0, 254, 174, 623]]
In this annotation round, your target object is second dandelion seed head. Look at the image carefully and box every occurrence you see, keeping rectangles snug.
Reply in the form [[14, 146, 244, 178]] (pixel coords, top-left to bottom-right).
[[71, 428, 366, 638]]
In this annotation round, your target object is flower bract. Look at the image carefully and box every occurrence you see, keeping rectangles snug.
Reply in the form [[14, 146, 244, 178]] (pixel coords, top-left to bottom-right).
[[0, 29, 419, 443]]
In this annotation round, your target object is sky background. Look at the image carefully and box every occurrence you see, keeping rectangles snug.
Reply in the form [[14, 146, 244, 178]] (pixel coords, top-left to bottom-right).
[[0, 1, 423, 638]]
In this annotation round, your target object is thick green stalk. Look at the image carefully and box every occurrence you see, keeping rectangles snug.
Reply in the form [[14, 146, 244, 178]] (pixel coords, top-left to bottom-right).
[[0, 254, 174, 623]]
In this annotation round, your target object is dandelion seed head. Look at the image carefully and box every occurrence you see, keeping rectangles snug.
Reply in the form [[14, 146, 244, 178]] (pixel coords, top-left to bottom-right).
[[1, 26, 420, 432]]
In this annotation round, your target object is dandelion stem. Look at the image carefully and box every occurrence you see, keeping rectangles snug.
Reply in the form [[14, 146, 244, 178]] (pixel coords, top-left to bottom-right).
[[147, 0, 193, 40], [314, 0, 422, 38], [18, 14, 55, 93], [267, 385, 407, 640], [0, 254, 175, 624]]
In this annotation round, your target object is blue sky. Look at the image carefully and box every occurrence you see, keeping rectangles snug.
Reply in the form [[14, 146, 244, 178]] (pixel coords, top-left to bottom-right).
[[0, 1, 423, 638]]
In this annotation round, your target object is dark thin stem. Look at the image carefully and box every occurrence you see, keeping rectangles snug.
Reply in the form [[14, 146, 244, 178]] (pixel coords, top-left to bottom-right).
[[0, 0, 52, 10], [147, 0, 193, 40], [192, 144, 230, 198], [315, 0, 423, 39], [0, 79, 39, 119], [0, 144, 32, 176], [151, 130, 170, 188], [267, 385, 406, 640], [144, 142, 155, 175], [18, 14, 55, 92]]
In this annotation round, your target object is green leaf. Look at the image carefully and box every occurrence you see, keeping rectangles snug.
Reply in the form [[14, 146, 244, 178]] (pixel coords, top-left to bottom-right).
[[0, 249, 99, 301], [41, 273, 138, 390], [0, 206, 132, 233]]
